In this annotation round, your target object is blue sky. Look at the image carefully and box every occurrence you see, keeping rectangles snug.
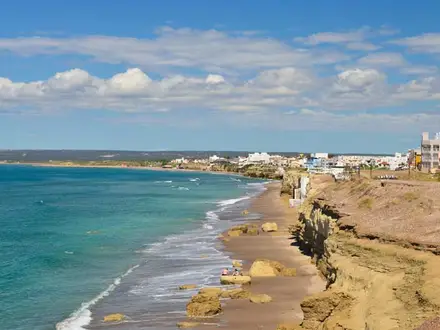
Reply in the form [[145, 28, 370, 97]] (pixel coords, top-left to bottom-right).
[[1, 1, 440, 153]]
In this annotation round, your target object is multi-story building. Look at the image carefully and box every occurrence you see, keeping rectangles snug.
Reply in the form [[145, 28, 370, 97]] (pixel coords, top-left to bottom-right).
[[421, 132, 440, 172]]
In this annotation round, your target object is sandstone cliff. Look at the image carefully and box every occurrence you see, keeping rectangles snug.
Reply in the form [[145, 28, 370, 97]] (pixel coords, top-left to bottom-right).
[[293, 176, 440, 330]]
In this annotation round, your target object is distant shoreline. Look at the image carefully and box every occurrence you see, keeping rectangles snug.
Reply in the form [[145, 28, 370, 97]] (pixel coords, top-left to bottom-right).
[[0, 162, 244, 177]]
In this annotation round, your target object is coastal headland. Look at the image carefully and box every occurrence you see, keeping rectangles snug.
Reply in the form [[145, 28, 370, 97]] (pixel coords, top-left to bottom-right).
[[176, 172, 440, 330]]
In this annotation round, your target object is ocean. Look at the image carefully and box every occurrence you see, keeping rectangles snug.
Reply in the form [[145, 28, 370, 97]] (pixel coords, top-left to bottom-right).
[[0, 165, 266, 330]]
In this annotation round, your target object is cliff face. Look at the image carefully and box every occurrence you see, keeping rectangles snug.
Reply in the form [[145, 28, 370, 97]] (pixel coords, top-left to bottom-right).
[[280, 170, 307, 195], [293, 177, 440, 330]]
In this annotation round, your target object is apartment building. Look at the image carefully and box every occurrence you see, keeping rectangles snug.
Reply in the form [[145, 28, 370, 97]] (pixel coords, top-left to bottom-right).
[[421, 132, 440, 171]]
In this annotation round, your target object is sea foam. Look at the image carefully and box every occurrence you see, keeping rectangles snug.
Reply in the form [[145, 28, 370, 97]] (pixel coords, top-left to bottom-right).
[[56, 265, 139, 330]]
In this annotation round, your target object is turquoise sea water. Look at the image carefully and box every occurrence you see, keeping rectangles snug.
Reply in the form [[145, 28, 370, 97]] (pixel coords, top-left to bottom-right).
[[0, 165, 264, 330]]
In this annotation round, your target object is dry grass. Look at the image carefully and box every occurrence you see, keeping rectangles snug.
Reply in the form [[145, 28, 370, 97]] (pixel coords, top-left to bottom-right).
[[358, 197, 374, 210], [402, 192, 419, 202], [360, 169, 440, 182], [350, 181, 371, 194]]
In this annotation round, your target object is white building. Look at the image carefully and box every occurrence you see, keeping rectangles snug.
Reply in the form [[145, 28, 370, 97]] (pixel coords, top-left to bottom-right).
[[209, 155, 220, 163], [311, 152, 329, 159], [247, 152, 271, 164], [170, 157, 189, 164]]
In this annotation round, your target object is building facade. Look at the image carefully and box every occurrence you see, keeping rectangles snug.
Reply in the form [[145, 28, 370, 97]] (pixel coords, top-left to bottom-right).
[[421, 132, 440, 171]]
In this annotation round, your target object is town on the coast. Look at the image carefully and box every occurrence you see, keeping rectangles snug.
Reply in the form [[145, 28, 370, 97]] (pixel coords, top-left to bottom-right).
[[167, 130, 435, 176], [171, 132, 440, 330], [2, 133, 440, 330]]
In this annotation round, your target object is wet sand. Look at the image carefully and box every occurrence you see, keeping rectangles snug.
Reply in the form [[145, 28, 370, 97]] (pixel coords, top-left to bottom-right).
[[197, 182, 326, 329]]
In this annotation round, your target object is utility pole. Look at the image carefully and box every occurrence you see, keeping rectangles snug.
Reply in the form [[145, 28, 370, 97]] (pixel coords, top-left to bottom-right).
[[368, 159, 374, 179]]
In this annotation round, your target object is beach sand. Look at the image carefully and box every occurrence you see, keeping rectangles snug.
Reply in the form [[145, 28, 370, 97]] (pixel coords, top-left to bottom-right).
[[195, 182, 326, 329]]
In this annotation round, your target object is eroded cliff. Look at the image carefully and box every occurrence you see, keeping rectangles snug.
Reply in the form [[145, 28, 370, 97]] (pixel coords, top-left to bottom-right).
[[293, 176, 440, 330]]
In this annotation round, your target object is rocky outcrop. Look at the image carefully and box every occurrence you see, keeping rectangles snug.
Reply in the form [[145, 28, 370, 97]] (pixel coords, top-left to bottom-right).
[[227, 229, 241, 237], [248, 259, 296, 277], [220, 288, 250, 299], [261, 222, 278, 232], [103, 313, 125, 322], [280, 170, 305, 195], [249, 293, 272, 304], [179, 284, 197, 290], [177, 321, 200, 328], [300, 290, 355, 329], [198, 287, 223, 296], [232, 260, 242, 268], [247, 227, 259, 235], [227, 223, 259, 237], [294, 181, 440, 330], [186, 293, 222, 317], [220, 275, 251, 285]]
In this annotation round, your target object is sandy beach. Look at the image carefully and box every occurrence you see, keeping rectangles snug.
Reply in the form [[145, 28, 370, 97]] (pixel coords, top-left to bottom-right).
[[189, 182, 326, 329]]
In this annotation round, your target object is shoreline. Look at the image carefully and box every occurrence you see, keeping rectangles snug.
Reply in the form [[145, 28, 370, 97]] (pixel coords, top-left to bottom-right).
[[182, 182, 325, 329], [56, 175, 267, 330], [0, 162, 246, 177]]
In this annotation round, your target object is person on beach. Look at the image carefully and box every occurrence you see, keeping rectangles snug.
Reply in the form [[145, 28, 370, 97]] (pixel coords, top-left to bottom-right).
[[222, 268, 229, 276], [232, 268, 242, 276]]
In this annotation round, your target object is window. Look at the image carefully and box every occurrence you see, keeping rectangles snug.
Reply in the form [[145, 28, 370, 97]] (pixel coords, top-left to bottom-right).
[[434, 145, 440, 152], [422, 144, 432, 151]]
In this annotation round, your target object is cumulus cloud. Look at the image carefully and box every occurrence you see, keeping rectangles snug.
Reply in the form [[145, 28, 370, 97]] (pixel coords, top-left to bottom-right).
[[332, 68, 386, 95], [1, 66, 439, 116], [393, 76, 440, 100], [1, 25, 440, 134]]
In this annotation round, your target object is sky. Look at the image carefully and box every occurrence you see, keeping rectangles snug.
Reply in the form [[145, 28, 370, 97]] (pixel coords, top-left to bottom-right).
[[1, 1, 440, 153]]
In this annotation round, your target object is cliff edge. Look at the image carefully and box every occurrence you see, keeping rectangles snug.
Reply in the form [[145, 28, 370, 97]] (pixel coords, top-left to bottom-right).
[[292, 176, 440, 330]]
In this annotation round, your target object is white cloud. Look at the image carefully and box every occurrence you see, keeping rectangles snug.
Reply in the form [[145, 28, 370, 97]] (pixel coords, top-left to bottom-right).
[[391, 33, 440, 54], [334, 68, 386, 92], [0, 28, 349, 75], [47, 69, 97, 91], [321, 68, 392, 109], [357, 52, 406, 67], [393, 76, 440, 100], [0, 67, 316, 112], [1, 66, 438, 116], [294, 28, 367, 45], [293, 27, 387, 52], [205, 74, 226, 84], [104, 68, 152, 94], [250, 67, 315, 90], [2, 66, 440, 134], [0, 25, 439, 124]]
